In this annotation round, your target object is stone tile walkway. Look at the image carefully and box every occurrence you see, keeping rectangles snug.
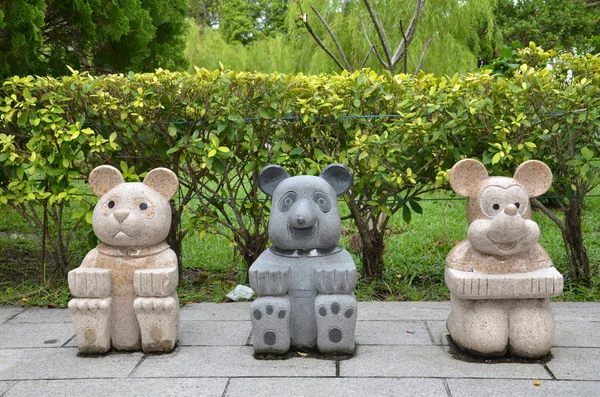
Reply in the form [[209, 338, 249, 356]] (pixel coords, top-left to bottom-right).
[[0, 302, 599, 396]]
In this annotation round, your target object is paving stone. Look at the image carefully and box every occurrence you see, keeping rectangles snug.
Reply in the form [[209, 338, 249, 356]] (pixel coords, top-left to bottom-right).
[[546, 348, 600, 380], [357, 302, 450, 321], [0, 322, 74, 348], [552, 302, 600, 322], [180, 302, 251, 321], [225, 377, 448, 397], [0, 381, 15, 395], [178, 320, 251, 346], [3, 378, 227, 397], [341, 345, 551, 379], [0, 307, 25, 323], [426, 320, 450, 346], [0, 348, 143, 380], [8, 308, 71, 323], [133, 346, 335, 378], [447, 378, 600, 397], [355, 321, 432, 345], [554, 322, 600, 348], [66, 320, 252, 348]]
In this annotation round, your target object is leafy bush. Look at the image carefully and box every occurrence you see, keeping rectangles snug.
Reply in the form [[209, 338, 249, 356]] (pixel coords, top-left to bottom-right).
[[1, 45, 598, 282]]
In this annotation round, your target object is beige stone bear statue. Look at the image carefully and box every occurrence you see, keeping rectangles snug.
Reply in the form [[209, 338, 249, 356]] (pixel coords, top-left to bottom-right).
[[445, 159, 563, 358], [68, 165, 180, 354]]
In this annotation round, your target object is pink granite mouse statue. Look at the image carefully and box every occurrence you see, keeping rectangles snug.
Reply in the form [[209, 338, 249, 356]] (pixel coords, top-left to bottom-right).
[[68, 165, 180, 354], [445, 159, 563, 358]]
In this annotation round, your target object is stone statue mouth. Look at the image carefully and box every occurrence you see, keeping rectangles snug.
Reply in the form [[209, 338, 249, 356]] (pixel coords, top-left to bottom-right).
[[491, 240, 517, 251], [113, 230, 131, 238], [289, 225, 316, 240]]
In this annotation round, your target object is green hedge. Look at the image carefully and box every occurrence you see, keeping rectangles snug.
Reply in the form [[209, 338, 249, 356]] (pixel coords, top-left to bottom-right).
[[1, 44, 599, 281]]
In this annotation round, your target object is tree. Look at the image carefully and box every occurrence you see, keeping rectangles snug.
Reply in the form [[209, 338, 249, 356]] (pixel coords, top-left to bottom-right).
[[0, 0, 46, 79], [0, 0, 188, 79], [496, 0, 600, 52], [187, 0, 220, 30], [287, 0, 499, 75], [184, 0, 500, 76], [219, 0, 289, 44]]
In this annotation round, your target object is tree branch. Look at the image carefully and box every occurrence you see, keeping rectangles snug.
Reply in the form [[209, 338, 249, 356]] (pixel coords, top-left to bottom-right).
[[310, 5, 353, 72], [362, 0, 393, 67], [360, 47, 373, 69], [391, 0, 426, 68], [399, 19, 409, 73], [295, 6, 347, 72], [359, 14, 389, 69], [414, 37, 432, 76], [531, 198, 566, 232]]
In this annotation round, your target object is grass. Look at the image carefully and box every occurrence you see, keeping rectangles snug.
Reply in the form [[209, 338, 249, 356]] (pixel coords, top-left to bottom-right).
[[1, 190, 600, 306]]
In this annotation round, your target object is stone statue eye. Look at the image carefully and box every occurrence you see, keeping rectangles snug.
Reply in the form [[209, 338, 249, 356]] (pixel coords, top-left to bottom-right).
[[312, 192, 331, 213], [492, 204, 500, 210], [134, 199, 155, 219], [108, 200, 115, 209], [515, 202, 520, 208], [278, 192, 297, 212]]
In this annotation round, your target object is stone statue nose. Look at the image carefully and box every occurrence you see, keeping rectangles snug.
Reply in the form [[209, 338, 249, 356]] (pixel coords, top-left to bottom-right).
[[504, 204, 518, 216], [114, 210, 130, 222], [290, 200, 316, 228]]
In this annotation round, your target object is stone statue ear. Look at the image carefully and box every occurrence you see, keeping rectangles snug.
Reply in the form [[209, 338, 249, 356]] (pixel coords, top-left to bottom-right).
[[89, 165, 125, 197], [259, 165, 289, 196], [513, 160, 552, 197], [143, 168, 179, 200], [450, 159, 489, 197], [320, 163, 354, 196]]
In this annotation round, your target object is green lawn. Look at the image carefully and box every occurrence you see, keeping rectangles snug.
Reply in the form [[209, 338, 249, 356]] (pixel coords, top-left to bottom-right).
[[1, 189, 599, 306]]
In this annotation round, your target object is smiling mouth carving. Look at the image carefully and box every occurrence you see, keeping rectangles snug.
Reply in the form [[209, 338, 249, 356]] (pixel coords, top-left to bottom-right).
[[289, 225, 316, 240], [491, 240, 517, 251]]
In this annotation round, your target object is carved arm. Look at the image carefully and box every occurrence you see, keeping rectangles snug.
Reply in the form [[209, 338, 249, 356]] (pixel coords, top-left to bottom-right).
[[445, 267, 564, 299]]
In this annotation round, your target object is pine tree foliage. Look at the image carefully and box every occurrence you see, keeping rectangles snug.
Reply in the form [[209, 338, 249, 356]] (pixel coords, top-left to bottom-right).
[[496, 0, 600, 52], [0, 0, 188, 79]]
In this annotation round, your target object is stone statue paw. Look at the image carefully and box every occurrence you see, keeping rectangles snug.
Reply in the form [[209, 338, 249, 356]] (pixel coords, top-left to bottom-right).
[[133, 295, 179, 353], [312, 268, 357, 294], [251, 296, 291, 354], [68, 268, 112, 298], [315, 294, 356, 354], [68, 297, 112, 354], [249, 267, 291, 296], [134, 268, 178, 297]]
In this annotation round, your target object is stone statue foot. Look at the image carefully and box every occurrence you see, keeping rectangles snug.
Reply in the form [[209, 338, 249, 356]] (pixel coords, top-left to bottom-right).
[[447, 297, 509, 357], [68, 297, 112, 354], [315, 294, 356, 354], [508, 299, 554, 359], [251, 296, 291, 354], [133, 295, 179, 353]]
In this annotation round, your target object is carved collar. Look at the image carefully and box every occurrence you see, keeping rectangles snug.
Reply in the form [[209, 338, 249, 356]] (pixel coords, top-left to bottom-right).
[[96, 242, 170, 258], [269, 246, 343, 258]]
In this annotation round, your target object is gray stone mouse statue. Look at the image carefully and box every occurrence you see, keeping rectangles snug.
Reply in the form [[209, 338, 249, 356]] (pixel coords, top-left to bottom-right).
[[249, 164, 358, 355]]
